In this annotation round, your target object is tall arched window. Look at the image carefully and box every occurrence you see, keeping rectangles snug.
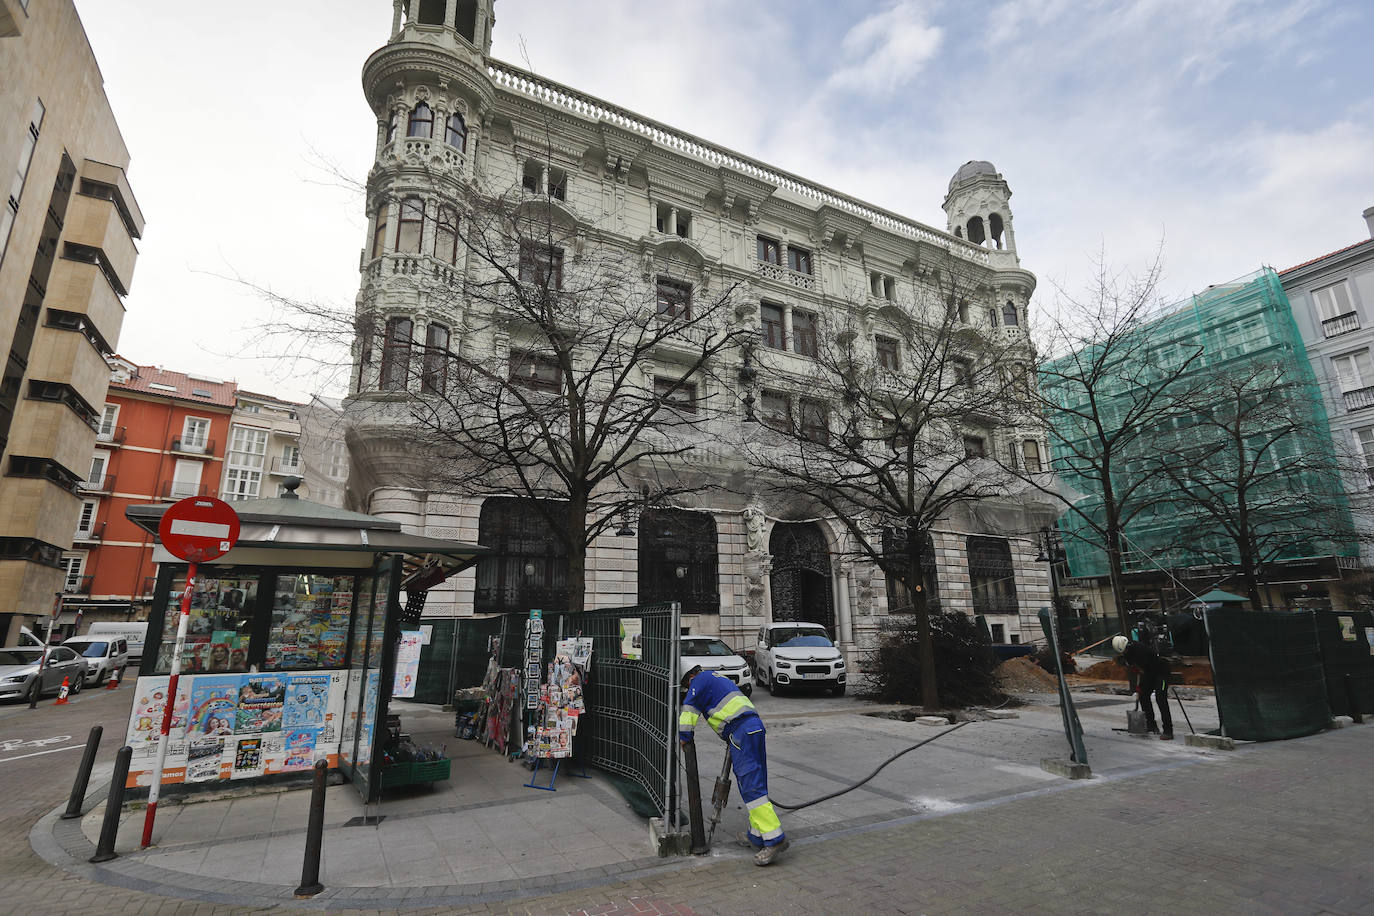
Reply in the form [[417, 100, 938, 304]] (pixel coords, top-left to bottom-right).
[[396, 197, 424, 254], [474, 497, 570, 613], [434, 205, 458, 264], [371, 203, 389, 259], [967, 536, 1018, 615], [422, 322, 449, 395], [407, 102, 433, 138], [379, 316, 412, 392], [445, 113, 467, 150], [1002, 300, 1019, 326], [637, 509, 719, 613], [1022, 439, 1042, 473]]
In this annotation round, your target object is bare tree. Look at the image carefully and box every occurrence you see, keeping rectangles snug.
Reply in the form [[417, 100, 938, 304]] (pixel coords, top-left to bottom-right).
[[348, 152, 752, 612], [739, 254, 1034, 710], [1146, 360, 1358, 610], [1033, 253, 1202, 636]]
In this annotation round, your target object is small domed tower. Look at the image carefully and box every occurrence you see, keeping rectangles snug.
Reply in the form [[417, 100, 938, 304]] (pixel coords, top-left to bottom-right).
[[943, 160, 1018, 268]]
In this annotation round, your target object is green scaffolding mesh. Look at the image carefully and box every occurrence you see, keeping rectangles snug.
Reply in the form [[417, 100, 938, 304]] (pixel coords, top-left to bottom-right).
[[1042, 268, 1358, 584], [1206, 607, 1329, 741]]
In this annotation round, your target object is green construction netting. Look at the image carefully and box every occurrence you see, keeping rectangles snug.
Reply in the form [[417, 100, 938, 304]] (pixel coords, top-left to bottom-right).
[[1206, 608, 1328, 741], [1314, 610, 1374, 718]]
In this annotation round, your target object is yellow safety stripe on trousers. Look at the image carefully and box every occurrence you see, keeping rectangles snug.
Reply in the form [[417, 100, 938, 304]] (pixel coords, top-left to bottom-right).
[[678, 708, 700, 729], [746, 797, 784, 842], [705, 694, 756, 735]]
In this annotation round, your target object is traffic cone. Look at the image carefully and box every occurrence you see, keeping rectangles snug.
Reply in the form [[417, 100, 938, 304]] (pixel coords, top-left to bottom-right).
[[55, 676, 70, 704], [105, 669, 120, 690]]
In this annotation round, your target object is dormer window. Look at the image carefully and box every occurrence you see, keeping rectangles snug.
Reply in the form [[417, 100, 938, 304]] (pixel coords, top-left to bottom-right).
[[407, 102, 433, 138], [445, 113, 467, 150]]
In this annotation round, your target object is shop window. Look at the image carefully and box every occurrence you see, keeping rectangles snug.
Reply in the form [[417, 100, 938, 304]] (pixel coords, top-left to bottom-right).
[[756, 235, 781, 265], [638, 508, 720, 613], [396, 197, 424, 254], [154, 574, 260, 674], [761, 303, 785, 350], [876, 335, 900, 371], [792, 310, 818, 357], [422, 323, 450, 395], [657, 277, 691, 319], [519, 243, 564, 289], [509, 350, 562, 392], [761, 390, 791, 432], [474, 497, 571, 613], [434, 204, 458, 264], [378, 316, 413, 392], [407, 102, 433, 138], [967, 535, 1018, 615], [788, 247, 812, 275], [445, 112, 467, 150], [882, 528, 940, 613], [655, 376, 697, 413], [266, 574, 356, 670]]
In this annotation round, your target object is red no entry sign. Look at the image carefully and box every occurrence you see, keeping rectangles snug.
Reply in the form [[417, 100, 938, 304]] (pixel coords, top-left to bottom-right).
[[159, 496, 241, 563]]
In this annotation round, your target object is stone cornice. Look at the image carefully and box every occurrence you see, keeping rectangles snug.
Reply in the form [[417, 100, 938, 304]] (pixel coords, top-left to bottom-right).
[[362, 42, 495, 115]]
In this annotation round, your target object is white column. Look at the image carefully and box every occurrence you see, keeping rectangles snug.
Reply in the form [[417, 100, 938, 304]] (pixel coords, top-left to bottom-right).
[[782, 305, 794, 352], [833, 559, 854, 648], [760, 558, 773, 623], [668, 207, 678, 236], [444, 0, 458, 30], [392, 0, 405, 36]]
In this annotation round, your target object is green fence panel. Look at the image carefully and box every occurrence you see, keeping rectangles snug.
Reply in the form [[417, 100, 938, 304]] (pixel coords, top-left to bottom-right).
[[1313, 610, 1374, 717], [1205, 608, 1329, 741]]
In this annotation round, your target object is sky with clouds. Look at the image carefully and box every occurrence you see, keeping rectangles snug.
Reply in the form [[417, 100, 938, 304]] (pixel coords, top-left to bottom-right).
[[74, 0, 1374, 400]]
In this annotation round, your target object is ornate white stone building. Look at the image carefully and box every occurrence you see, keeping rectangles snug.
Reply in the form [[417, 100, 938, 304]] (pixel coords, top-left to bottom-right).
[[344, 0, 1052, 656]]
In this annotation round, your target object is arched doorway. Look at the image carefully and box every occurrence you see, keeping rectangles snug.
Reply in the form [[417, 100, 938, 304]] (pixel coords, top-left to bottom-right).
[[768, 522, 834, 631]]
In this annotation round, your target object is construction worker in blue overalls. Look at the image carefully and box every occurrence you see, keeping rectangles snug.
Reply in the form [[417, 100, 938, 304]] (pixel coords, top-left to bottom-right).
[[678, 665, 789, 866]]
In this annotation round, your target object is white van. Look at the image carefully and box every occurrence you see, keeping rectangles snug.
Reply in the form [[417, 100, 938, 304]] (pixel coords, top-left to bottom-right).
[[59, 635, 129, 685], [85, 622, 148, 664]]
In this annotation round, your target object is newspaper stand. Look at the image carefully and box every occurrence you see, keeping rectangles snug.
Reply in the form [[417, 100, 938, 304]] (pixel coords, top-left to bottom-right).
[[122, 481, 486, 811]]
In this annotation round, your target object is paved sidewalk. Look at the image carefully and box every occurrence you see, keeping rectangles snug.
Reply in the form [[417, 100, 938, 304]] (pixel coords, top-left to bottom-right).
[[26, 686, 1248, 911]]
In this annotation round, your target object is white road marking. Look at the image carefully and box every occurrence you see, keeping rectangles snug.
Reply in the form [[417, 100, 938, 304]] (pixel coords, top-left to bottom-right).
[[0, 743, 84, 764]]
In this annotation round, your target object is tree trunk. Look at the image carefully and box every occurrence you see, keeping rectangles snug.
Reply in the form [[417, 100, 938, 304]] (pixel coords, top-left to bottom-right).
[[566, 490, 588, 613], [908, 533, 939, 711]]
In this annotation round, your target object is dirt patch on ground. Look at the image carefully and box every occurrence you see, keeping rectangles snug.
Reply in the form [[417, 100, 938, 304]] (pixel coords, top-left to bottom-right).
[[995, 656, 1059, 693], [1078, 657, 1214, 687]]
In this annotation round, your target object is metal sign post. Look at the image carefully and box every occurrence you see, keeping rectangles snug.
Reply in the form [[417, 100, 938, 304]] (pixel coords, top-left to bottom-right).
[[140, 497, 239, 849]]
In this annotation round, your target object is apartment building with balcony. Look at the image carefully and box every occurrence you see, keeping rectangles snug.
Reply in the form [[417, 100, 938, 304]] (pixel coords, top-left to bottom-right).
[[0, 0, 144, 644], [1281, 206, 1374, 567], [342, 1, 1052, 654], [59, 359, 236, 628], [221, 391, 308, 502]]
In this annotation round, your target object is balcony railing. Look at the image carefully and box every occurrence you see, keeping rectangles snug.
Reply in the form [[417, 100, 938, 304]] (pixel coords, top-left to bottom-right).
[[95, 426, 126, 446], [160, 480, 213, 500], [169, 436, 214, 456], [73, 522, 105, 543], [78, 475, 115, 494], [1322, 311, 1360, 339], [755, 259, 816, 291], [63, 576, 93, 595], [1343, 385, 1374, 412], [270, 456, 302, 476]]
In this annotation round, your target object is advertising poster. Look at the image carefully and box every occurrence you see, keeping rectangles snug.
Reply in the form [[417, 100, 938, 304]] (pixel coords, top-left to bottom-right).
[[127, 676, 192, 746], [186, 736, 225, 782], [620, 617, 643, 660], [189, 675, 240, 737], [280, 727, 324, 771], [392, 631, 423, 698], [236, 674, 286, 733], [283, 673, 330, 728], [232, 736, 264, 778], [1338, 615, 1357, 641]]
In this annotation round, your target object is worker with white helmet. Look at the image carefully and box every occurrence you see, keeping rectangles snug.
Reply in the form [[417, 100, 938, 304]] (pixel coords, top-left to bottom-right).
[[1113, 634, 1174, 739]]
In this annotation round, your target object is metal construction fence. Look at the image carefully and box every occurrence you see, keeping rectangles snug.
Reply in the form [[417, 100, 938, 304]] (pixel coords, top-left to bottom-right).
[[1313, 609, 1374, 719], [1205, 607, 1330, 741], [409, 604, 680, 820]]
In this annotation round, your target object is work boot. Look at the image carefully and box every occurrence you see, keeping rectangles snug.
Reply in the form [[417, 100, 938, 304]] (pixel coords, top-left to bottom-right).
[[754, 838, 790, 866], [736, 831, 757, 849], [1160, 732, 1174, 740]]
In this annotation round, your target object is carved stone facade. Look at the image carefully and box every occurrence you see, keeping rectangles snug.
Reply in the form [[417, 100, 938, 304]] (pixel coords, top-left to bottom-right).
[[343, 0, 1053, 655]]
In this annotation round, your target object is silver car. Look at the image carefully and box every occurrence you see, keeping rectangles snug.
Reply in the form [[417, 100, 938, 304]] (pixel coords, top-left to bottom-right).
[[0, 646, 87, 702]]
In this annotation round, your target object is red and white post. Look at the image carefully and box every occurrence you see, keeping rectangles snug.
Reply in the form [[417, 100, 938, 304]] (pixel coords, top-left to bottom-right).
[[141, 562, 195, 849]]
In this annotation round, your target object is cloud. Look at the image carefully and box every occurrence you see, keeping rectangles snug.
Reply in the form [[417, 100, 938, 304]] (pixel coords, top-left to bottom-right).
[[823, 1, 943, 96]]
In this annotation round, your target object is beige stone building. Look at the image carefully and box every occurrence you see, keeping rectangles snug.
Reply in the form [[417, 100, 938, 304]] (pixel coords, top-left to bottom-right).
[[344, 1, 1052, 657], [0, 0, 143, 645]]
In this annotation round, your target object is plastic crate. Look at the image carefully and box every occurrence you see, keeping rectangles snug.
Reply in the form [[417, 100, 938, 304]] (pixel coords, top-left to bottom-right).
[[380, 758, 451, 788]]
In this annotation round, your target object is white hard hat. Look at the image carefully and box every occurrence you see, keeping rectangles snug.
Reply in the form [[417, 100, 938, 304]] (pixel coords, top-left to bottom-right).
[[1111, 635, 1129, 653]]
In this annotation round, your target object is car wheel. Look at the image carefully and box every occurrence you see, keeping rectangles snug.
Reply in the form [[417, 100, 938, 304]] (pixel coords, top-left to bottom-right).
[[740, 684, 753, 697], [769, 675, 783, 696], [70, 673, 83, 694], [830, 683, 845, 697]]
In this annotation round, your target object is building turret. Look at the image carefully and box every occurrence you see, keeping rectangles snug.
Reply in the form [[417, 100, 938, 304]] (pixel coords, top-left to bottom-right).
[[943, 160, 1018, 269]]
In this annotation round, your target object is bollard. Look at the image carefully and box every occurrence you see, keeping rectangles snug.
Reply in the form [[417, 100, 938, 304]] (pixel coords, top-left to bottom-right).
[[90, 746, 132, 863], [294, 759, 329, 897], [1344, 674, 1363, 725], [61, 725, 103, 819], [680, 741, 708, 855]]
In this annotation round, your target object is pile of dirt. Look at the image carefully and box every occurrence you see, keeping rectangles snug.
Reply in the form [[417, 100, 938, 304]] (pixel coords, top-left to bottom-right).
[[1078, 657, 1214, 687], [995, 656, 1058, 693]]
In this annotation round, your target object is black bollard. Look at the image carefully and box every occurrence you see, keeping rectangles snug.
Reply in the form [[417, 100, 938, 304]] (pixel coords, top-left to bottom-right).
[[294, 759, 329, 897], [90, 745, 131, 863], [680, 741, 708, 855], [61, 725, 103, 819], [1344, 674, 1363, 724]]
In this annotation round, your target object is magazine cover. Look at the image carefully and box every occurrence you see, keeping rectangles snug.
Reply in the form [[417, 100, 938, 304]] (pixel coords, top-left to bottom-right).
[[186, 736, 225, 782], [283, 673, 330, 728], [188, 675, 241, 736], [236, 674, 286, 733], [232, 736, 264, 778], [279, 727, 323, 771], [127, 676, 192, 745]]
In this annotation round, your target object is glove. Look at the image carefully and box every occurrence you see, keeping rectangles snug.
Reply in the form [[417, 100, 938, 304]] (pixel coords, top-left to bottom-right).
[[678, 730, 693, 744]]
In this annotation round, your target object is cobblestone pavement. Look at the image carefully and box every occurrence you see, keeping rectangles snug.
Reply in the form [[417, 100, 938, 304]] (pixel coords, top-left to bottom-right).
[[8, 687, 1374, 914]]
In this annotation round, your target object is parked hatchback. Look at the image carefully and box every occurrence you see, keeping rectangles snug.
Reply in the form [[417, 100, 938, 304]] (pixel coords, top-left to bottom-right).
[[680, 636, 754, 696], [754, 622, 846, 696], [0, 647, 87, 702], [58, 636, 129, 686]]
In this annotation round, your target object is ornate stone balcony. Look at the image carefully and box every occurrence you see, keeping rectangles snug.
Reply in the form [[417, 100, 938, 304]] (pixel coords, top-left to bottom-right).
[[755, 260, 816, 291]]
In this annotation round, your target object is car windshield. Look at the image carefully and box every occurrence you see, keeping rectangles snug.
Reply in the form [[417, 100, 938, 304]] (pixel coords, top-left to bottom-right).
[[65, 641, 108, 657], [0, 650, 40, 666], [681, 638, 734, 657], [772, 629, 832, 648]]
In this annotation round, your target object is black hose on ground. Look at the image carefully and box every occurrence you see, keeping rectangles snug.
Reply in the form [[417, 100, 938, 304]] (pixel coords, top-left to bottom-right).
[[772, 720, 970, 812]]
